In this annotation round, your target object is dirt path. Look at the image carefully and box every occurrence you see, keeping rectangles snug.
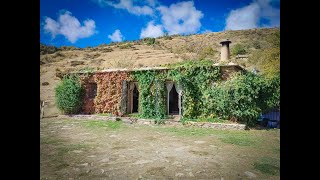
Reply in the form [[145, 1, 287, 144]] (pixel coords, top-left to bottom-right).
[[40, 118, 280, 179]]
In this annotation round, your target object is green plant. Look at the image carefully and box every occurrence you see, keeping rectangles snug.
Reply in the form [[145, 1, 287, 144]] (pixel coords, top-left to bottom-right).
[[232, 44, 247, 55], [248, 48, 280, 78], [131, 70, 167, 119], [204, 72, 280, 126], [163, 32, 173, 40], [154, 119, 166, 125], [55, 75, 84, 114], [119, 43, 133, 49], [252, 41, 261, 49], [198, 47, 218, 60], [254, 157, 280, 175], [142, 37, 156, 45]]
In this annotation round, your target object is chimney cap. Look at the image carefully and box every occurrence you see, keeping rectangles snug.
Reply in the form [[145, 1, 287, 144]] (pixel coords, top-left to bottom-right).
[[220, 39, 232, 44]]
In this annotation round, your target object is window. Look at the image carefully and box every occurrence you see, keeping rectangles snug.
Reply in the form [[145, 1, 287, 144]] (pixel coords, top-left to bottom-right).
[[88, 83, 97, 99]]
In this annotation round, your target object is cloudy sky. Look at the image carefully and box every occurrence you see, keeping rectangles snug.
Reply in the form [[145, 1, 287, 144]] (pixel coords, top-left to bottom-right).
[[40, 0, 280, 47]]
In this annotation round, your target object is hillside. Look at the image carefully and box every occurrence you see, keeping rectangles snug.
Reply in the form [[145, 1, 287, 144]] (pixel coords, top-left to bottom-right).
[[40, 27, 280, 117]]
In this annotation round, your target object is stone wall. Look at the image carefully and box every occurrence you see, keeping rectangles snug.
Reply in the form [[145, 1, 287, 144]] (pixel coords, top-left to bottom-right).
[[183, 121, 246, 130]]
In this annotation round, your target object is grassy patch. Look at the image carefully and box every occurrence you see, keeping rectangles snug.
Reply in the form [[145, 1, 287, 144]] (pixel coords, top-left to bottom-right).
[[254, 157, 280, 175], [158, 126, 258, 147], [161, 127, 213, 136], [41, 136, 89, 171], [97, 113, 112, 116], [128, 113, 140, 118], [82, 120, 122, 129], [220, 134, 256, 146]]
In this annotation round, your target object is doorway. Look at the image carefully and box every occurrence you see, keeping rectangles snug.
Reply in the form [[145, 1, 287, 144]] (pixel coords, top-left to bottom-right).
[[132, 85, 139, 113], [169, 84, 179, 114]]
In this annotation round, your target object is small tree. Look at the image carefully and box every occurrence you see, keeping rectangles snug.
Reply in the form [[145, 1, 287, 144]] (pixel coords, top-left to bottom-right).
[[232, 44, 247, 55], [55, 74, 84, 114]]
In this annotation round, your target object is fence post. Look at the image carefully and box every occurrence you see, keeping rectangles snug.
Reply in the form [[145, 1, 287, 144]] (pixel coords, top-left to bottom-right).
[[40, 100, 45, 119]]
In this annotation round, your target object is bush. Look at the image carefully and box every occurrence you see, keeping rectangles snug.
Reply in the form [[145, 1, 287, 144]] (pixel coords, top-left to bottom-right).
[[55, 75, 84, 114], [40, 43, 58, 55], [248, 48, 280, 78], [199, 47, 218, 60], [163, 33, 173, 40], [232, 44, 247, 55], [252, 41, 261, 49], [119, 43, 133, 49], [204, 72, 280, 126], [142, 37, 156, 45]]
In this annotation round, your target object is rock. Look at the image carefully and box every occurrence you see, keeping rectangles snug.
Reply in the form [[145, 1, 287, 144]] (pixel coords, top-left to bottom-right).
[[79, 163, 88, 167], [175, 146, 190, 152], [188, 172, 194, 177], [72, 150, 83, 153], [109, 135, 117, 138], [194, 141, 206, 144], [133, 160, 153, 165], [172, 161, 181, 165], [244, 171, 257, 178], [100, 169, 105, 174], [42, 82, 49, 86], [87, 155, 96, 158], [99, 158, 110, 163], [131, 139, 139, 142], [175, 173, 184, 177]]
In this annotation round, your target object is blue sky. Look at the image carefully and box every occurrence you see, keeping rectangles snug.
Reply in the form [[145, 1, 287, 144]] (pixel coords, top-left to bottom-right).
[[40, 0, 280, 48]]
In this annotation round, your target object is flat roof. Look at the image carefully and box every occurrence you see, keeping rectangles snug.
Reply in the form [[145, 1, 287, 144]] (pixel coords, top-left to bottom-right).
[[72, 62, 244, 74], [220, 39, 232, 44]]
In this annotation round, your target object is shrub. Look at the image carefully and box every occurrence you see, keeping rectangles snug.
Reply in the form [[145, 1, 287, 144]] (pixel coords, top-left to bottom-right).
[[119, 43, 133, 49], [142, 37, 156, 45], [232, 44, 247, 55], [252, 41, 261, 49], [248, 48, 280, 78], [204, 72, 280, 126], [40, 43, 59, 55], [199, 47, 218, 60], [163, 33, 173, 40], [55, 75, 84, 114]]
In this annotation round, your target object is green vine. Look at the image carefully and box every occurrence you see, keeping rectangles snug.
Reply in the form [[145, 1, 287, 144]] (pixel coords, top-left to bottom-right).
[[132, 61, 222, 120], [132, 70, 167, 119]]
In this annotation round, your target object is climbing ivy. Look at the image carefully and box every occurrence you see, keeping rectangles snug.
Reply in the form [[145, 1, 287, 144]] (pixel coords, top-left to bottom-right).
[[167, 65, 221, 118], [132, 70, 167, 119], [132, 60, 222, 120], [76, 59, 279, 127]]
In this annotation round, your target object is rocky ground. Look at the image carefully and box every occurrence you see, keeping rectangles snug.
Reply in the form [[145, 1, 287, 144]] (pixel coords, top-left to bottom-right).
[[40, 117, 280, 179]]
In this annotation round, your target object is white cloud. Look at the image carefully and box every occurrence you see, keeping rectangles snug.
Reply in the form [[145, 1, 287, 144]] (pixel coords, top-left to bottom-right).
[[140, 21, 164, 38], [201, 29, 212, 34], [96, 0, 153, 16], [146, 0, 158, 7], [225, 0, 280, 30], [108, 29, 124, 42], [157, 1, 204, 35], [43, 11, 96, 43]]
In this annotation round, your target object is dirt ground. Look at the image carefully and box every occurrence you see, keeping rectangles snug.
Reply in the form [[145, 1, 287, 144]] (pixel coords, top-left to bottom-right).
[[40, 117, 280, 180]]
